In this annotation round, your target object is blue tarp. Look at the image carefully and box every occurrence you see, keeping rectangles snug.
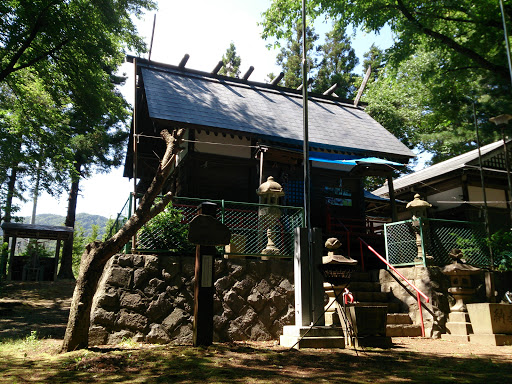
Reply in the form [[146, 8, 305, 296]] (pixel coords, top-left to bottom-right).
[[309, 151, 404, 166]]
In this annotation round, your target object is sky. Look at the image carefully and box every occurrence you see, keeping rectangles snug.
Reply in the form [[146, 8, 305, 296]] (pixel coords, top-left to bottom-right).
[[17, 0, 395, 220]]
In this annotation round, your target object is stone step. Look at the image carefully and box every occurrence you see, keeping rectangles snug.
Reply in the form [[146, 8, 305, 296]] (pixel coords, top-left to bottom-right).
[[280, 335, 346, 349], [347, 281, 382, 292], [280, 325, 346, 349], [387, 313, 413, 325], [281, 325, 344, 338], [386, 324, 423, 337], [349, 271, 373, 282]]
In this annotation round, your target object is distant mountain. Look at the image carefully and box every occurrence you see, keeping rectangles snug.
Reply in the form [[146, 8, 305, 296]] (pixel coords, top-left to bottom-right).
[[21, 213, 109, 238]]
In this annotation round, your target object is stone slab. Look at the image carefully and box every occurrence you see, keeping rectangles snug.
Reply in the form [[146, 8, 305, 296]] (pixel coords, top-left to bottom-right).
[[279, 335, 345, 349], [469, 333, 512, 346], [467, 303, 512, 335], [441, 334, 471, 343], [445, 321, 473, 336]]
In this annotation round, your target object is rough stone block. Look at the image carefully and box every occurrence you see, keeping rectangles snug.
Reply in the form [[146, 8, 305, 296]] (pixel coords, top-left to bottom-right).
[[224, 290, 246, 312], [146, 324, 171, 344], [147, 291, 173, 322], [120, 292, 146, 312], [144, 277, 166, 297], [107, 267, 132, 288], [232, 277, 255, 297], [168, 324, 193, 345], [91, 308, 117, 327], [215, 275, 234, 292], [162, 307, 189, 333], [96, 291, 119, 309], [108, 330, 134, 345], [133, 268, 149, 289], [117, 255, 133, 268], [132, 254, 145, 267], [118, 309, 148, 332], [88, 326, 108, 346], [247, 290, 265, 312]]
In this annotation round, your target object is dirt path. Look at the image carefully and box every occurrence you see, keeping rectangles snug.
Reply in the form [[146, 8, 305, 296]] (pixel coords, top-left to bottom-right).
[[0, 281, 75, 340]]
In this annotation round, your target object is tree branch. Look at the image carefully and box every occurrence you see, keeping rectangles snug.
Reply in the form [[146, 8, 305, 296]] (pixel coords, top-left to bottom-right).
[[395, 0, 509, 78], [100, 128, 185, 261], [0, 1, 66, 81]]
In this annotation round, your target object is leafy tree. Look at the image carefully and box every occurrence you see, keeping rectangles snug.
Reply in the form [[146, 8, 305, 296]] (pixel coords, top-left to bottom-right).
[[0, 0, 156, 229], [362, 44, 386, 81], [219, 42, 241, 78], [314, 23, 359, 98], [261, 0, 512, 161], [275, 22, 318, 89], [58, 103, 129, 279]]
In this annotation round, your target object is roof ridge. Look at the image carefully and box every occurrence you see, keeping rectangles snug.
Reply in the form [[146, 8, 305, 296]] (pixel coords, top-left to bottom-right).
[[129, 55, 362, 109]]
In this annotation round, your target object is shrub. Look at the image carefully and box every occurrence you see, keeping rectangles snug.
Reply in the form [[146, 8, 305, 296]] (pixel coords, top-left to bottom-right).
[[138, 205, 195, 255], [488, 230, 512, 271]]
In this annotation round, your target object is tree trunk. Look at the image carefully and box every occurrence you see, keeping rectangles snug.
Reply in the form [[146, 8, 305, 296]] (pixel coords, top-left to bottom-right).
[[1, 166, 18, 279], [61, 128, 184, 352], [58, 162, 82, 280]]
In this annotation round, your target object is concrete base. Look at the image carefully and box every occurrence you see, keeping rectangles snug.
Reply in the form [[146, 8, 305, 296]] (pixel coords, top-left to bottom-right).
[[470, 334, 512, 346], [279, 325, 345, 349], [441, 312, 472, 343], [349, 335, 393, 348], [441, 334, 471, 342]]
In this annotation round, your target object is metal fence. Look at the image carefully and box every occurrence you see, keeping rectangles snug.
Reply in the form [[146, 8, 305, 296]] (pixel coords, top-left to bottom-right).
[[113, 195, 303, 258], [385, 218, 491, 267]]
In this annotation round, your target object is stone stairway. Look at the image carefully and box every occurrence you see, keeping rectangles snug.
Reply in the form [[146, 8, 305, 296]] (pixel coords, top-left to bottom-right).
[[325, 269, 422, 338]]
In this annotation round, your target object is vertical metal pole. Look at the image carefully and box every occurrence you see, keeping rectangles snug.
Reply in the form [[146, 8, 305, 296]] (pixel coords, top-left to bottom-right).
[[132, 59, 138, 253], [499, 0, 512, 86], [474, 102, 493, 267], [301, 0, 314, 324], [501, 125, 512, 229]]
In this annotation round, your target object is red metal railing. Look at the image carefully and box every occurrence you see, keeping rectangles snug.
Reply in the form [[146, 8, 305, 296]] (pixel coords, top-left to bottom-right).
[[359, 237, 430, 337]]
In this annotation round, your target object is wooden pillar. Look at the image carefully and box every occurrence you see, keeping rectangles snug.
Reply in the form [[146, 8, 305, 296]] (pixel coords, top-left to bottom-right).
[[7, 236, 16, 281], [387, 173, 398, 222], [54, 239, 62, 281], [193, 202, 217, 347]]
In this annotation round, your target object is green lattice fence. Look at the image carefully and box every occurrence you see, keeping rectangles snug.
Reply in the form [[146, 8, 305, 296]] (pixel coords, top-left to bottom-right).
[[135, 197, 303, 258], [384, 220, 419, 266], [385, 218, 491, 267]]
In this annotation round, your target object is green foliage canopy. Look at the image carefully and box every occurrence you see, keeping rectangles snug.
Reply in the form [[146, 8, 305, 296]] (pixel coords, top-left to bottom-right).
[[219, 42, 242, 78], [261, 0, 512, 162]]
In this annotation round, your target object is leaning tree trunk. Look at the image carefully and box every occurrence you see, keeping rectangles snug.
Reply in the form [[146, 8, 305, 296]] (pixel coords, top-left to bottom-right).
[[58, 162, 82, 280], [61, 128, 184, 352]]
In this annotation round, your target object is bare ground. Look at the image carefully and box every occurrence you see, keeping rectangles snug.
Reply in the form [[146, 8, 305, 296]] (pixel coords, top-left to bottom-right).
[[1, 281, 512, 383]]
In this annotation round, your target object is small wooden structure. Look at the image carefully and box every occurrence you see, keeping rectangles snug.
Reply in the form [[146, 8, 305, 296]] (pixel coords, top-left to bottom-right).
[[1, 222, 73, 281]]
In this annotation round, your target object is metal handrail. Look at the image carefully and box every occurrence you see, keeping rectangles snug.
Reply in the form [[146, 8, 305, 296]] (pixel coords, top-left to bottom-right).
[[359, 237, 430, 337]]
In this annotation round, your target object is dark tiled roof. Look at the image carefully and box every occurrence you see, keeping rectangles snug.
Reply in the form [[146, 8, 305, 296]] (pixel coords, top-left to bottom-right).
[[137, 60, 414, 160], [373, 141, 505, 196]]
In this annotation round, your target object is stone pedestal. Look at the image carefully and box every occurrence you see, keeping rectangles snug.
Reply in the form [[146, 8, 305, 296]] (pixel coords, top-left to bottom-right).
[[279, 325, 345, 349], [441, 312, 473, 342], [467, 303, 512, 346]]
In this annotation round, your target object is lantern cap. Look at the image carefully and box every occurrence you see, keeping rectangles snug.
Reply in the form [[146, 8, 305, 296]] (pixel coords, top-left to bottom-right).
[[406, 194, 432, 209], [256, 176, 285, 196]]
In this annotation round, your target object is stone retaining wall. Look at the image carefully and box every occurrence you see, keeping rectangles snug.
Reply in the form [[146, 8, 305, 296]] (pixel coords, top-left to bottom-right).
[[88, 254, 295, 346]]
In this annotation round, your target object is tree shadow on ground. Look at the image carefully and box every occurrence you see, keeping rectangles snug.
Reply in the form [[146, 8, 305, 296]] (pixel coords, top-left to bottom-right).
[[1, 343, 511, 384]]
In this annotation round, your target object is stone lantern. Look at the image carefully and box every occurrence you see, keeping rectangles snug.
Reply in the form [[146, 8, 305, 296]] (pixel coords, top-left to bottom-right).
[[406, 193, 432, 220], [406, 194, 432, 262], [441, 249, 481, 342], [442, 249, 481, 312], [256, 176, 285, 256]]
